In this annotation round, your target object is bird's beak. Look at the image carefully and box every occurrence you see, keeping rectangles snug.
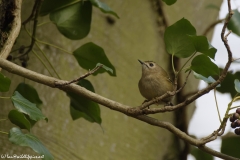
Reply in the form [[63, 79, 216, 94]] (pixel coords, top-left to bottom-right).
[[138, 59, 149, 68], [138, 59, 144, 65]]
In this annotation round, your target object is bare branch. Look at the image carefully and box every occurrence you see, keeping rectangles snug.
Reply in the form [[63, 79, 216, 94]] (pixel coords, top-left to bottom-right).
[[0, 58, 238, 160], [55, 64, 103, 86]]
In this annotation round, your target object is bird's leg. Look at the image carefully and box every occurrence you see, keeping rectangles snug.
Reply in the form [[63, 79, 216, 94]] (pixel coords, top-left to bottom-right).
[[141, 99, 150, 109]]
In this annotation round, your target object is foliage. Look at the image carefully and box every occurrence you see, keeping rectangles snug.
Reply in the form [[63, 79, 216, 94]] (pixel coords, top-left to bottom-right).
[[1, 0, 240, 159]]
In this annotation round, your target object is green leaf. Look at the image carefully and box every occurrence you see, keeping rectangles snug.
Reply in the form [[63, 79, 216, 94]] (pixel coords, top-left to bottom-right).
[[11, 91, 47, 122], [15, 83, 42, 107], [193, 72, 220, 87], [188, 35, 217, 59], [40, 0, 78, 16], [89, 0, 119, 18], [70, 105, 94, 122], [8, 110, 31, 132], [190, 55, 219, 77], [0, 72, 11, 92], [162, 0, 177, 5], [96, 63, 113, 74], [221, 133, 240, 158], [191, 147, 213, 160], [73, 42, 116, 76], [66, 79, 101, 124], [164, 18, 196, 58], [9, 127, 54, 160], [50, 1, 92, 40], [217, 70, 240, 98], [227, 9, 240, 37], [234, 79, 240, 93]]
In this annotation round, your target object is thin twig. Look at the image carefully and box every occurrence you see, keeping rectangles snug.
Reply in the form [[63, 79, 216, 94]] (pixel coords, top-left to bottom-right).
[[22, 0, 40, 25], [225, 30, 232, 39], [14, 0, 43, 60], [55, 64, 103, 86], [0, 58, 238, 160], [175, 70, 191, 93]]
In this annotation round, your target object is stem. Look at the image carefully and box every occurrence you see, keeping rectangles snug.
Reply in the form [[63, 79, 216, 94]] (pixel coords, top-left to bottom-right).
[[230, 106, 240, 110], [37, 40, 72, 55], [178, 51, 197, 74], [32, 50, 54, 77], [0, 96, 10, 99], [35, 42, 61, 79], [0, 131, 8, 134], [24, 27, 72, 55], [37, 21, 52, 27], [232, 58, 240, 62], [0, 119, 7, 121], [172, 54, 176, 74], [214, 88, 222, 123]]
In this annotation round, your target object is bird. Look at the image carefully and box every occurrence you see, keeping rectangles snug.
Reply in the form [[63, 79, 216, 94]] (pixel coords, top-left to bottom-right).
[[138, 60, 173, 104]]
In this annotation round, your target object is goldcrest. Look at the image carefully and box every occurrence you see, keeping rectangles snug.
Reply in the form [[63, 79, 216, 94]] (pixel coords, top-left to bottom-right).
[[138, 60, 173, 104]]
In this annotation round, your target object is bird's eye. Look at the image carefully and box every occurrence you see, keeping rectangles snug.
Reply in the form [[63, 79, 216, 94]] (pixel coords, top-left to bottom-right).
[[149, 63, 154, 67]]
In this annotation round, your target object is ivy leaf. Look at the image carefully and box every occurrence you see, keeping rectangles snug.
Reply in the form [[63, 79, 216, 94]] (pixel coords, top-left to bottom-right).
[[9, 127, 54, 160], [96, 63, 113, 74], [0, 72, 11, 92], [188, 35, 217, 59], [164, 18, 196, 58], [15, 83, 42, 107], [66, 79, 101, 124], [191, 55, 219, 77], [89, 0, 119, 18], [11, 91, 47, 122], [227, 9, 240, 37], [193, 72, 220, 87], [40, 0, 78, 16], [73, 42, 116, 76], [50, 1, 92, 40], [8, 110, 31, 132], [217, 70, 240, 98], [162, 0, 177, 5], [221, 133, 240, 158], [234, 79, 240, 93], [70, 105, 94, 122]]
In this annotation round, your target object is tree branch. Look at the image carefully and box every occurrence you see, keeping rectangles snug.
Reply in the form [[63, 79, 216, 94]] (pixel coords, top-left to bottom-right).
[[0, 58, 237, 160], [0, 0, 237, 159], [55, 64, 103, 86]]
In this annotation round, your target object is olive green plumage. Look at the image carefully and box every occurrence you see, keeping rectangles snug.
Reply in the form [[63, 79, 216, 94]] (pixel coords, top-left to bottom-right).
[[138, 60, 173, 103]]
